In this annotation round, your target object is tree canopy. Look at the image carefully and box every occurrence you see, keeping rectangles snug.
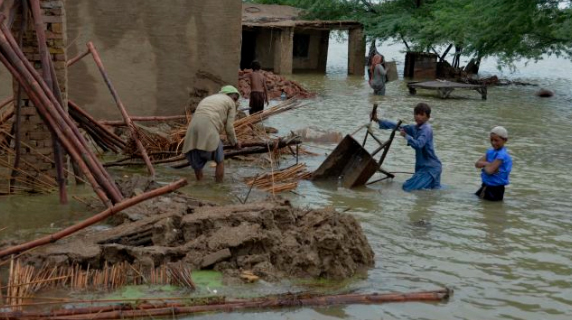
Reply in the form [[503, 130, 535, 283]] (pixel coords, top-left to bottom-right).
[[244, 0, 572, 66]]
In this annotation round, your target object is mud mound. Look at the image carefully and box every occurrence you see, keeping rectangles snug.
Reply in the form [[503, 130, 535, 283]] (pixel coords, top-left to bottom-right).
[[23, 200, 374, 281], [181, 202, 374, 280]]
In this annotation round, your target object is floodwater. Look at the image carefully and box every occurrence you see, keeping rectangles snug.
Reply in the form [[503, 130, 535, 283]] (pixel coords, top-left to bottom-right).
[[3, 38, 572, 320]]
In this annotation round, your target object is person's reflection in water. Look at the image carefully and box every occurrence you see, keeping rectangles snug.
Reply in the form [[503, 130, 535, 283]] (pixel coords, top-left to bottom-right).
[[408, 191, 440, 238], [475, 200, 509, 251]]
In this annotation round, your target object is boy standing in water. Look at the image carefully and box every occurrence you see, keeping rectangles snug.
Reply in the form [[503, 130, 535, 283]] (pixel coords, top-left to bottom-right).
[[475, 126, 513, 201], [372, 103, 442, 191], [244, 60, 269, 115]]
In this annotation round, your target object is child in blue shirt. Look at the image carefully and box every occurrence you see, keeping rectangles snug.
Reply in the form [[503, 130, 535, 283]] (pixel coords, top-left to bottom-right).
[[372, 103, 442, 192], [475, 126, 513, 201]]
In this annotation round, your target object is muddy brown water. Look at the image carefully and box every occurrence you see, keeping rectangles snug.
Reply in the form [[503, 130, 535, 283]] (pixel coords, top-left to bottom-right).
[[2, 39, 572, 319]]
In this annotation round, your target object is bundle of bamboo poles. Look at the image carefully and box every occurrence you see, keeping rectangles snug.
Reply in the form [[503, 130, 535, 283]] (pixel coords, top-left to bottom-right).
[[68, 100, 126, 154], [169, 98, 302, 146], [245, 163, 311, 193], [123, 123, 180, 160], [1, 259, 195, 310], [233, 98, 303, 135], [0, 12, 123, 207], [112, 98, 305, 165], [0, 289, 450, 319]]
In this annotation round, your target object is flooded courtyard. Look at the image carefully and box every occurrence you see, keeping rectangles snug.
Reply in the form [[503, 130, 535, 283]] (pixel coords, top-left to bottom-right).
[[2, 38, 572, 320]]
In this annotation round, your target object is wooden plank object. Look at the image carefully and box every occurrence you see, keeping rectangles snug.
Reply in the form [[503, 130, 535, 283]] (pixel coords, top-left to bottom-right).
[[312, 135, 379, 188], [407, 80, 487, 99]]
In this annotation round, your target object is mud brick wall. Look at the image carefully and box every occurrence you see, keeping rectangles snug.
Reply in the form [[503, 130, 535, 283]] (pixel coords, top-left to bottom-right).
[[12, 0, 67, 186]]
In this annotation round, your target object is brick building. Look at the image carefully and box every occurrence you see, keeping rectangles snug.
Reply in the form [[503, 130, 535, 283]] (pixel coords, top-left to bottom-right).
[[0, 0, 242, 193]]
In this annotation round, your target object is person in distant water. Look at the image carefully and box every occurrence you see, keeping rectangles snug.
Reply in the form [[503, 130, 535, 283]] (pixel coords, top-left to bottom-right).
[[244, 60, 269, 114], [372, 103, 442, 191], [475, 126, 512, 201], [182, 85, 241, 183], [369, 54, 388, 95]]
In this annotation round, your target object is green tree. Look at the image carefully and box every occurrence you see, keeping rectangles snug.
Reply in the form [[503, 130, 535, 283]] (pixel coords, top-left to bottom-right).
[[245, 0, 572, 67]]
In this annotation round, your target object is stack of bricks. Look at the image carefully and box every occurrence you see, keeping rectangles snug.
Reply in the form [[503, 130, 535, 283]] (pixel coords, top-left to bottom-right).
[[12, 0, 67, 188]]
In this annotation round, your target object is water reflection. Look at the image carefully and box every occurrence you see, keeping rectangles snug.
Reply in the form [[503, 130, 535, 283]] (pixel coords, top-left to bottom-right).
[[475, 200, 509, 248], [407, 192, 438, 238]]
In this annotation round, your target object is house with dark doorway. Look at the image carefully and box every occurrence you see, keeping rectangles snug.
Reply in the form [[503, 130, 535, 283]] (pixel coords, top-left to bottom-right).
[[241, 4, 365, 75]]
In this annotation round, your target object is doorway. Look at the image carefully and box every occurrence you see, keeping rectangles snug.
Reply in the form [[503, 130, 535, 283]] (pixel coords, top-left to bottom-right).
[[240, 30, 257, 70]]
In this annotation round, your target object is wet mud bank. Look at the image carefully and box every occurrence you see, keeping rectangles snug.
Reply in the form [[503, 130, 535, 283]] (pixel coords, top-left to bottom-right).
[[20, 191, 375, 281]]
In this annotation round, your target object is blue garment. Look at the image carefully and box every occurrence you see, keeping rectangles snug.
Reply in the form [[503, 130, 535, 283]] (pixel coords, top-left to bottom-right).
[[185, 141, 224, 170], [378, 120, 442, 191], [481, 147, 512, 186]]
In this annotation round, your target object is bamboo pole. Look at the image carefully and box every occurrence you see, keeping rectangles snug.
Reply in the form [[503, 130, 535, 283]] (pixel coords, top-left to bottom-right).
[[66, 48, 90, 67], [0, 22, 123, 204], [68, 100, 126, 149], [49, 55, 70, 196], [98, 115, 188, 126], [8, 0, 27, 193], [0, 36, 113, 206], [86, 42, 155, 177], [0, 178, 187, 259], [0, 41, 112, 205], [29, 0, 67, 204], [0, 289, 449, 319]]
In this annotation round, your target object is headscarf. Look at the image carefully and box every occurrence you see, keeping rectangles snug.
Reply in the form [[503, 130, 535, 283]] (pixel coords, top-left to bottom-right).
[[369, 54, 384, 82], [219, 85, 240, 96]]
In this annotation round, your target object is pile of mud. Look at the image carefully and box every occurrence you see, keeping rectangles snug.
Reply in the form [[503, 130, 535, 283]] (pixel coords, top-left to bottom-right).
[[22, 195, 374, 281], [238, 69, 315, 100]]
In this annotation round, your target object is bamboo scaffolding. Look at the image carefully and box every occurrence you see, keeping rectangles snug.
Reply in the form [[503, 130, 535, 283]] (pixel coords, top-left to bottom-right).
[[0, 20, 121, 199], [0, 178, 187, 259], [0, 18, 123, 206], [0, 41, 113, 205], [86, 42, 155, 177]]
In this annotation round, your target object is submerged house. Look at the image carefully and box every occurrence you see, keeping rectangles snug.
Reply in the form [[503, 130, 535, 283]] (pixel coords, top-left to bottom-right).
[[241, 4, 365, 76]]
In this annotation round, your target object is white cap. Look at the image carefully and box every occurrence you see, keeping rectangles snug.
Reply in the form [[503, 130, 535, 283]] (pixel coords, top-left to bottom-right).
[[490, 126, 508, 139]]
